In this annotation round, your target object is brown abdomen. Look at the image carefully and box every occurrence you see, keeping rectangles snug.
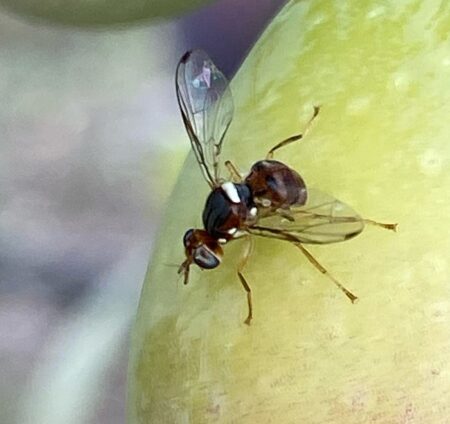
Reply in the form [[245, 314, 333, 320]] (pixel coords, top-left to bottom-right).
[[245, 160, 307, 209]]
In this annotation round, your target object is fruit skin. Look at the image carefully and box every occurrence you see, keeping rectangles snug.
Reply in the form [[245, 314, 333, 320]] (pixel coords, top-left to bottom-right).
[[0, 0, 214, 26], [128, 0, 450, 422]]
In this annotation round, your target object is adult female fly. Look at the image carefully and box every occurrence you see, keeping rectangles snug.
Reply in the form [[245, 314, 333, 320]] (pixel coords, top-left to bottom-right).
[[176, 49, 396, 325]]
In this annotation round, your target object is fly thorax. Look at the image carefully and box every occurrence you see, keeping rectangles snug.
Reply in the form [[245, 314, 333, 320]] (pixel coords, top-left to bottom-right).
[[202, 182, 254, 239]]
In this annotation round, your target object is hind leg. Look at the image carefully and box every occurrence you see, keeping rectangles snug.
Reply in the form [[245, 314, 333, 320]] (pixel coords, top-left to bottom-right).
[[266, 105, 320, 159]]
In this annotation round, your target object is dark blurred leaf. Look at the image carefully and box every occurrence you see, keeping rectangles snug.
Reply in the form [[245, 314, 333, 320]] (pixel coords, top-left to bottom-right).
[[0, 0, 216, 27]]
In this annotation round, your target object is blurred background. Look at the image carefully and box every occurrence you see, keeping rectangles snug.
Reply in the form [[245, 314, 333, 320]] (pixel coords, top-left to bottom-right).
[[0, 1, 285, 423]]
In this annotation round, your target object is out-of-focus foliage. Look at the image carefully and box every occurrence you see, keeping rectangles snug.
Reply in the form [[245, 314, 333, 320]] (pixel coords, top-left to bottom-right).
[[128, 0, 450, 422], [0, 0, 215, 26]]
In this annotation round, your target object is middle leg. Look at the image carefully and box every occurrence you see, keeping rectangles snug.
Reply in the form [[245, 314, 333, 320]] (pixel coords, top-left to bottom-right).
[[225, 160, 243, 183], [236, 235, 255, 325]]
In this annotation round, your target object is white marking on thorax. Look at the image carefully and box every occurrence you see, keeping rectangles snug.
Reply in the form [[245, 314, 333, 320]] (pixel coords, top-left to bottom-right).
[[249, 207, 257, 217], [221, 182, 241, 204], [261, 198, 272, 208]]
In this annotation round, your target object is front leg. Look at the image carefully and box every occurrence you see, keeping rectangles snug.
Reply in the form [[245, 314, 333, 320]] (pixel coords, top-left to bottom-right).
[[236, 235, 254, 325]]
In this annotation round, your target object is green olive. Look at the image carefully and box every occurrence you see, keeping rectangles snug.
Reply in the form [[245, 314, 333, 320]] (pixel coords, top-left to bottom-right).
[[128, 1, 450, 422]]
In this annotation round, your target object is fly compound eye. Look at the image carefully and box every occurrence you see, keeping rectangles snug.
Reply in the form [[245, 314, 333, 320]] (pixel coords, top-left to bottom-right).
[[183, 228, 195, 247], [193, 245, 221, 269]]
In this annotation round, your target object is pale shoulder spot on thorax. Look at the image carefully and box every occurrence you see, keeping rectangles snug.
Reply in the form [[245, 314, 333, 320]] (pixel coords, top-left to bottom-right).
[[221, 181, 241, 203]]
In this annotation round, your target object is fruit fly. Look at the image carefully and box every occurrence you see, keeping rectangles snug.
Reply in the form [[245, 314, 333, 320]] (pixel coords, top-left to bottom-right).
[[176, 49, 396, 325]]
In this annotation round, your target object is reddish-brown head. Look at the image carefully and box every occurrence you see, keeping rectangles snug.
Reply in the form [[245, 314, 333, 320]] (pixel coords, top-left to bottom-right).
[[178, 229, 224, 284]]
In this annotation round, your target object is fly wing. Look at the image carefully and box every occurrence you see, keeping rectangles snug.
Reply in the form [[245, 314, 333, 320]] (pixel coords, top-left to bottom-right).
[[248, 189, 364, 244], [176, 49, 234, 187]]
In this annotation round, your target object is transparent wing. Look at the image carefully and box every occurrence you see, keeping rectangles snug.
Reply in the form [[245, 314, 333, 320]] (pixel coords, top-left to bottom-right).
[[248, 189, 364, 244], [176, 49, 234, 188]]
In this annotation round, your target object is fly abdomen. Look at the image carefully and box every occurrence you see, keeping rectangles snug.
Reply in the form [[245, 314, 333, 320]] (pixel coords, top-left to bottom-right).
[[245, 160, 307, 209]]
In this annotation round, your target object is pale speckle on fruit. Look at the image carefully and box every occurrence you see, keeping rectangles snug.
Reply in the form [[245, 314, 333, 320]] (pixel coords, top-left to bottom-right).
[[311, 13, 328, 27], [391, 72, 412, 92], [418, 148, 443, 176], [420, 252, 448, 275], [397, 267, 414, 288], [366, 6, 386, 20], [346, 96, 372, 115]]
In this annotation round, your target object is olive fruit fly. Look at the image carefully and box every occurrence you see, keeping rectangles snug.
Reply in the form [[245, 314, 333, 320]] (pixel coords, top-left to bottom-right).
[[176, 49, 396, 325]]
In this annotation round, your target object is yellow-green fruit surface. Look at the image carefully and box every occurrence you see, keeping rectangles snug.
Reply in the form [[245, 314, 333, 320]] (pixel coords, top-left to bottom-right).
[[128, 0, 450, 422]]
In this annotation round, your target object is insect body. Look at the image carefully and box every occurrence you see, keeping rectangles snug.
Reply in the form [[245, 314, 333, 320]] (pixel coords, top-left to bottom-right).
[[176, 49, 396, 325]]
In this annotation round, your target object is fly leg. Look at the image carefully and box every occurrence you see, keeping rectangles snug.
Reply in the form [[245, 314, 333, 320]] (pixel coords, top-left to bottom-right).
[[178, 259, 191, 285], [266, 105, 320, 159], [225, 160, 243, 183], [295, 243, 358, 303], [363, 219, 398, 232], [237, 235, 254, 325]]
